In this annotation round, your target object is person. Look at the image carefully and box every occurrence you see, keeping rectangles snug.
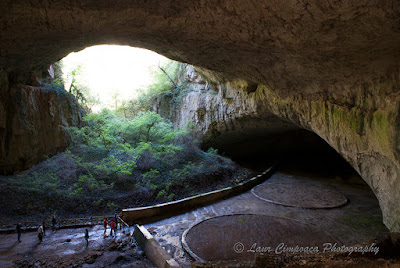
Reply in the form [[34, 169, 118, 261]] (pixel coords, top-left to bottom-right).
[[16, 223, 22, 242], [51, 215, 57, 232], [103, 218, 108, 236], [38, 224, 44, 243], [84, 229, 89, 247], [109, 220, 116, 237], [128, 232, 135, 246], [120, 217, 126, 234], [113, 219, 118, 235], [114, 213, 118, 229], [42, 220, 46, 236]]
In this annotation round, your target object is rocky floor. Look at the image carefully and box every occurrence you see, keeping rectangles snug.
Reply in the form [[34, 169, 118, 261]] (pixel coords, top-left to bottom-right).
[[0, 225, 155, 268], [0, 166, 397, 267], [145, 166, 391, 267]]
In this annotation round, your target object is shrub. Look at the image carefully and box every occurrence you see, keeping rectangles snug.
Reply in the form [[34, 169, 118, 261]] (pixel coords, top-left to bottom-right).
[[207, 147, 219, 154], [136, 149, 154, 171]]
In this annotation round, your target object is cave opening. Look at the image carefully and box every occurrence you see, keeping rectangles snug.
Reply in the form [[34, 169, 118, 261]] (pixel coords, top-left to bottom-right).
[[205, 124, 388, 218], [56, 45, 171, 111], [214, 128, 357, 176], [192, 127, 391, 260]]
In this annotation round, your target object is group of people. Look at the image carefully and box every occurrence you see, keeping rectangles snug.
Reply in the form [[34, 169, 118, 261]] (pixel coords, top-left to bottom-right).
[[103, 213, 120, 237], [37, 215, 58, 243], [15, 215, 58, 243], [37, 218, 89, 247], [16, 213, 124, 247]]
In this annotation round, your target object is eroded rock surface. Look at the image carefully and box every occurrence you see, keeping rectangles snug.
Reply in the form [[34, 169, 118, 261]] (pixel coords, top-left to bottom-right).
[[1, 1, 399, 91], [165, 64, 400, 234], [0, 81, 84, 174]]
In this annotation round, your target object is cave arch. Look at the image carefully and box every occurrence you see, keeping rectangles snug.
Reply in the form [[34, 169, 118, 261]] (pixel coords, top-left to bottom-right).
[[2, 1, 399, 88], [207, 127, 356, 174], [1, 1, 400, 233]]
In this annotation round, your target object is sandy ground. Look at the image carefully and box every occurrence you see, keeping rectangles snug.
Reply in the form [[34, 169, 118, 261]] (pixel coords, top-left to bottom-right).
[[0, 225, 155, 268]]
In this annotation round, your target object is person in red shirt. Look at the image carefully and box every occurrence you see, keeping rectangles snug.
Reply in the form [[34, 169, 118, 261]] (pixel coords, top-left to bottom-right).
[[103, 218, 108, 236], [109, 220, 116, 237]]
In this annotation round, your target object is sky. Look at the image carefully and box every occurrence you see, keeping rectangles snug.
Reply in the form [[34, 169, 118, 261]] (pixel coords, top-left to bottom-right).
[[61, 45, 169, 108]]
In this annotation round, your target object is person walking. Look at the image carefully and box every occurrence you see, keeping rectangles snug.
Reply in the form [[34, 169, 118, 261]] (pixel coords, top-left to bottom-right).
[[113, 219, 118, 236], [16, 223, 22, 242], [42, 220, 46, 236], [38, 224, 44, 243], [51, 215, 57, 232], [84, 229, 89, 247], [109, 220, 116, 237], [114, 213, 118, 229], [103, 218, 108, 236]]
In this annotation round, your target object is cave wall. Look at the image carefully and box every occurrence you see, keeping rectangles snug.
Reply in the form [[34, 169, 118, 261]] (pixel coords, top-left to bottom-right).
[[160, 64, 400, 233], [1, 0, 400, 232], [257, 74, 400, 233], [0, 74, 84, 174]]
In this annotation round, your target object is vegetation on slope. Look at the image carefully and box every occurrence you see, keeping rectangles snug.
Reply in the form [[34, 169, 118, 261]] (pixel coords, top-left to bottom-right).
[[0, 59, 250, 223]]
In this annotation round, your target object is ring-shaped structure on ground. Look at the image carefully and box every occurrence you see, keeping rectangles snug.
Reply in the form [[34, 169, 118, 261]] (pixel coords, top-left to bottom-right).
[[252, 182, 348, 208], [182, 214, 341, 262]]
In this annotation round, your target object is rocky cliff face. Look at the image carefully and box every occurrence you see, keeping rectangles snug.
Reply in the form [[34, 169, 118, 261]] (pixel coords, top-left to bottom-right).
[[1, 0, 400, 232], [160, 65, 400, 234], [0, 76, 84, 175]]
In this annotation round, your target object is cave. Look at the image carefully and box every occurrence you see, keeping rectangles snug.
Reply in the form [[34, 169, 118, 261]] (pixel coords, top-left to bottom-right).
[[1, 0, 400, 261], [204, 119, 355, 174]]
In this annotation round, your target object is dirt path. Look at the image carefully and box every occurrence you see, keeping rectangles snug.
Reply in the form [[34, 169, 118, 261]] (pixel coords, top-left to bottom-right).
[[0, 225, 155, 268]]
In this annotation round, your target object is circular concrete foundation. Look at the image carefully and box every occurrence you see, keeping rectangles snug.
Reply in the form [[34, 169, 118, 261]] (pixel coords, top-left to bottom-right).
[[182, 214, 341, 262], [252, 182, 348, 208]]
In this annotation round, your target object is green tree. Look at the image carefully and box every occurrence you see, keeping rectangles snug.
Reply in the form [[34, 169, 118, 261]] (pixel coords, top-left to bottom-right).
[[83, 110, 120, 151], [127, 61, 185, 116], [63, 63, 99, 111], [111, 91, 120, 110], [123, 111, 166, 143], [147, 61, 182, 94]]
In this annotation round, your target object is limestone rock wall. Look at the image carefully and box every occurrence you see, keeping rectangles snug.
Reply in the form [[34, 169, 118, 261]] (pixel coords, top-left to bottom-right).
[[163, 65, 400, 233], [0, 78, 84, 175], [256, 76, 400, 234], [155, 65, 299, 143]]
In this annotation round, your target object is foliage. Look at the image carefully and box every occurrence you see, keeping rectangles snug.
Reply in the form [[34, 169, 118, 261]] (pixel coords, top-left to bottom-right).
[[125, 61, 188, 116], [61, 106, 243, 210], [207, 147, 219, 154], [125, 111, 165, 143], [147, 61, 183, 94], [0, 57, 250, 221], [12, 172, 61, 193], [69, 173, 114, 198], [65, 65, 90, 106], [67, 109, 186, 192], [48, 57, 190, 118], [49, 61, 100, 112], [95, 155, 136, 176]]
